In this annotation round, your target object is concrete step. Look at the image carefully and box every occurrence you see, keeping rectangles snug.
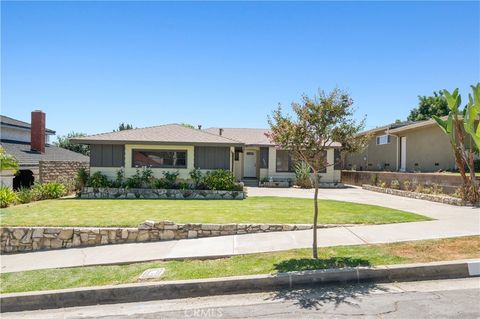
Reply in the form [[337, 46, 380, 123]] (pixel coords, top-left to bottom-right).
[[242, 179, 259, 187]]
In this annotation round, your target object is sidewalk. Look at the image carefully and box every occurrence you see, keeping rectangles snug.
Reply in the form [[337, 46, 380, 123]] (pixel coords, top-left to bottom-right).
[[1, 186, 479, 273]]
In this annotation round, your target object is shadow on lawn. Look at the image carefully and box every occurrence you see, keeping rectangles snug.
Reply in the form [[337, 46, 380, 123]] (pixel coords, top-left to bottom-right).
[[268, 256, 384, 310]]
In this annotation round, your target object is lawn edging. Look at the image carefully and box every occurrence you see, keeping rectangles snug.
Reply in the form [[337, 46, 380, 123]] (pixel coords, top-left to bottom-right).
[[79, 187, 246, 200], [362, 184, 467, 206], [2, 259, 479, 313], [1, 221, 324, 253]]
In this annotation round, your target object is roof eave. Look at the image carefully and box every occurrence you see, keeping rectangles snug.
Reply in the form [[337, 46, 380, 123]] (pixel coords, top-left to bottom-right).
[[70, 139, 244, 147]]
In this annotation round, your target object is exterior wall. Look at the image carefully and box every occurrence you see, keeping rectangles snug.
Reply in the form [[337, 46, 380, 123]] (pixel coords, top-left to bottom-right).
[[0, 171, 15, 189], [401, 125, 456, 172], [233, 150, 244, 180], [39, 161, 89, 184], [267, 147, 339, 183], [0, 126, 52, 144], [345, 134, 399, 171], [90, 144, 234, 180]]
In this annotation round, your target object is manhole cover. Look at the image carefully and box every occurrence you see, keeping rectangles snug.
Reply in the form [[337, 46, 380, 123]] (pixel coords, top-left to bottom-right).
[[139, 268, 166, 280]]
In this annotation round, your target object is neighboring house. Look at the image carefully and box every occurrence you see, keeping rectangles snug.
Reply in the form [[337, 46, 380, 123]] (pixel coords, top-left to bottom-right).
[[344, 119, 457, 172], [71, 125, 342, 185], [0, 111, 89, 189]]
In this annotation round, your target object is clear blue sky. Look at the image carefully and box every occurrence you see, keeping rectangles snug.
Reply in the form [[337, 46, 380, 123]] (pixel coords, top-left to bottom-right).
[[1, 1, 479, 140]]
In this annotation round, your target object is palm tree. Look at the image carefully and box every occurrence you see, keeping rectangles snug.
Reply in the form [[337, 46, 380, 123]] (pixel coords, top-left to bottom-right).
[[0, 146, 19, 173]]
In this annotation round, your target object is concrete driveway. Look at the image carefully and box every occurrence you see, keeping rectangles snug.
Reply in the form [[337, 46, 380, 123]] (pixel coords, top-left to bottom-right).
[[1, 186, 479, 273]]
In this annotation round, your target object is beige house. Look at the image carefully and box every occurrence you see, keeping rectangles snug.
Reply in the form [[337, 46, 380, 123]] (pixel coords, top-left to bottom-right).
[[344, 119, 457, 172], [72, 124, 342, 186]]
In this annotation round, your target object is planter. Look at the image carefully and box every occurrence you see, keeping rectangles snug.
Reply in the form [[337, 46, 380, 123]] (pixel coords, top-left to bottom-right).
[[79, 187, 246, 200], [362, 184, 468, 206], [259, 181, 290, 188]]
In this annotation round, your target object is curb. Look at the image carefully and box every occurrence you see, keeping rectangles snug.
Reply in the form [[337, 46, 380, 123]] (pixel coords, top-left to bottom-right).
[[1, 259, 479, 313]]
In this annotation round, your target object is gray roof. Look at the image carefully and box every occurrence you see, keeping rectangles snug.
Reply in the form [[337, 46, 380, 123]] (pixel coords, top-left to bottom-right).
[[1, 140, 89, 166], [359, 121, 416, 136], [204, 127, 342, 147], [0, 115, 55, 134], [204, 128, 273, 146], [71, 124, 243, 146]]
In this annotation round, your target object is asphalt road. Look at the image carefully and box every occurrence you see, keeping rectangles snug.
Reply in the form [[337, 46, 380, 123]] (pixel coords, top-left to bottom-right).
[[3, 278, 480, 319]]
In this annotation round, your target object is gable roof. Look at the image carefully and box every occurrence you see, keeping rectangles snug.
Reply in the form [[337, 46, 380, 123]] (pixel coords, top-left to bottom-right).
[[204, 128, 273, 146], [388, 119, 437, 134], [1, 140, 89, 166], [0, 115, 56, 134], [70, 124, 243, 146]]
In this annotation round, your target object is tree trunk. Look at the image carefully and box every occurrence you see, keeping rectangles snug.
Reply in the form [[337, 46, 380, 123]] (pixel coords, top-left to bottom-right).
[[312, 171, 319, 259]]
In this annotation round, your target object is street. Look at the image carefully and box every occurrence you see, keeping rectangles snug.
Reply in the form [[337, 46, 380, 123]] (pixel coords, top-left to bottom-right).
[[3, 278, 479, 318]]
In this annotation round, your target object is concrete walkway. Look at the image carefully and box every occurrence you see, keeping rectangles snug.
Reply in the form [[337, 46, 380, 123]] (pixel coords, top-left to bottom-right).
[[1, 186, 479, 273]]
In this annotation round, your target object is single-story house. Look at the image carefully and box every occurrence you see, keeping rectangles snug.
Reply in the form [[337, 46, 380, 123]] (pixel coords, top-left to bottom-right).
[[1, 111, 89, 189], [71, 124, 342, 186], [344, 119, 458, 172]]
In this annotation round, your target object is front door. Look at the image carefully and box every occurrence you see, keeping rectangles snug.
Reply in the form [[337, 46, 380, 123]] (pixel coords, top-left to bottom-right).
[[244, 151, 257, 178], [400, 136, 407, 171]]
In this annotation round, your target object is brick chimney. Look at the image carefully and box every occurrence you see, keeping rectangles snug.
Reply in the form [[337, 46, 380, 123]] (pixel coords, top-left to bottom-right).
[[31, 110, 46, 153]]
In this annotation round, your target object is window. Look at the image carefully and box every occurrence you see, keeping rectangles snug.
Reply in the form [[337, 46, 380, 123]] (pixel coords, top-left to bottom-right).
[[276, 150, 295, 172], [376, 135, 391, 145], [260, 147, 269, 168], [132, 150, 187, 168]]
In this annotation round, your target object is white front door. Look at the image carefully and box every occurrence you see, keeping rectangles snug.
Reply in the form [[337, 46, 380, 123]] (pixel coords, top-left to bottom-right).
[[244, 151, 257, 178], [400, 136, 407, 171]]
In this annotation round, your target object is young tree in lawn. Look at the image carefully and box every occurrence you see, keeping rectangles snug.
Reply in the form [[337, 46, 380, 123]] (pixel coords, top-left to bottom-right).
[[268, 88, 367, 258]]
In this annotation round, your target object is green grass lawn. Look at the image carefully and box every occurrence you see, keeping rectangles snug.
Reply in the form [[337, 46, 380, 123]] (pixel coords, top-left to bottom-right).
[[2, 236, 478, 294], [0, 196, 429, 227]]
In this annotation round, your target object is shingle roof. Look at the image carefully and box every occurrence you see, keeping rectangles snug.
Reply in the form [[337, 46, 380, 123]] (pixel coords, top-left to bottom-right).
[[1, 140, 89, 166], [70, 124, 243, 146], [204, 127, 342, 147], [0, 115, 55, 134], [204, 128, 273, 146], [358, 121, 415, 136]]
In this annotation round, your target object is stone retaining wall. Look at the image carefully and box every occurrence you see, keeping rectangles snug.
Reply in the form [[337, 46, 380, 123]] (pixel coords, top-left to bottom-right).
[[79, 187, 246, 200], [39, 160, 89, 184], [0, 221, 321, 253], [362, 184, 467, 206]]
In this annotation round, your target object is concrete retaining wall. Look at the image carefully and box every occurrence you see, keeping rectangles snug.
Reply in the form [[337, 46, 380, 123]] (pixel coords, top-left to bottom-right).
[[0, 221, 316, 253], [341, 170, 469, 194], [362, 184, 466, 206], [79, 187, 246, 200]]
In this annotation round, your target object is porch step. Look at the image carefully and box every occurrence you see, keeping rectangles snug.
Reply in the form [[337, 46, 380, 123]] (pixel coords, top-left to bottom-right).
[[242, 179, 259, 187]]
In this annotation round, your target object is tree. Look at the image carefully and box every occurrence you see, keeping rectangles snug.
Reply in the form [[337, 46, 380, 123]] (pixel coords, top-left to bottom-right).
[[116, 123, 134, 131], [407, 91, 449, 121], [432, 84, 480, 204], [0, 146, 19, 173], [180, 123, 195, 129], [55, 132, 90, 156], [268, 88, 367, 258]]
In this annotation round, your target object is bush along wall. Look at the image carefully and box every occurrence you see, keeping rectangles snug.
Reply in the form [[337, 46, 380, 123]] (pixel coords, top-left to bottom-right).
[[79, 187, 246, 200]]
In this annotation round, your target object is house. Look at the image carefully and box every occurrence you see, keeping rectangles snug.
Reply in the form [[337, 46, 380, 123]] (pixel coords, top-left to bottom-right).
[[344, 119, 457, 172], [71, 125, 342, 186], [0, 111, 89, 189]]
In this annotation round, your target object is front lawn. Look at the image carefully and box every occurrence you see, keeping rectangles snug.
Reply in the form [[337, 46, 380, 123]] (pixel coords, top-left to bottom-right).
[[2, 236, 478, 293], [0, 196, 429, 227]]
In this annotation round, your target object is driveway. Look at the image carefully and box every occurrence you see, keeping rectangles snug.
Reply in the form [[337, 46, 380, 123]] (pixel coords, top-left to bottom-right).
[[1, 186, 479, 273]]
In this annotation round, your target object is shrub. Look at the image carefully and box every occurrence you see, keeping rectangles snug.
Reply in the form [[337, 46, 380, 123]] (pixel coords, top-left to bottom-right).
[[0, 187, 18, 208], [126, 167, 155, 188], [32, 182, 67, 200], [189, 168, 203, 188], [294, 161, 312, 188], [390, 179, 400, 189], [369, 174, 378, 186], [402, 180, 412, 191], [162, 171, 179, 188], [177, 181, 191, 190], [432, 183, 443, 195], [202, 170, 243, 191], [378, 180, 387, 188], [75, 167, 89, 190], [87, 172, 111, 188], [111, 168, 125, 188], [16, 187, 34, 204]]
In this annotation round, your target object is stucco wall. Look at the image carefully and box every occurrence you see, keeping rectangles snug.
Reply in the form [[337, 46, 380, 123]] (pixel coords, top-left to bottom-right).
[[345, 134, 398, 171], [402, 125, 455, 172]]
